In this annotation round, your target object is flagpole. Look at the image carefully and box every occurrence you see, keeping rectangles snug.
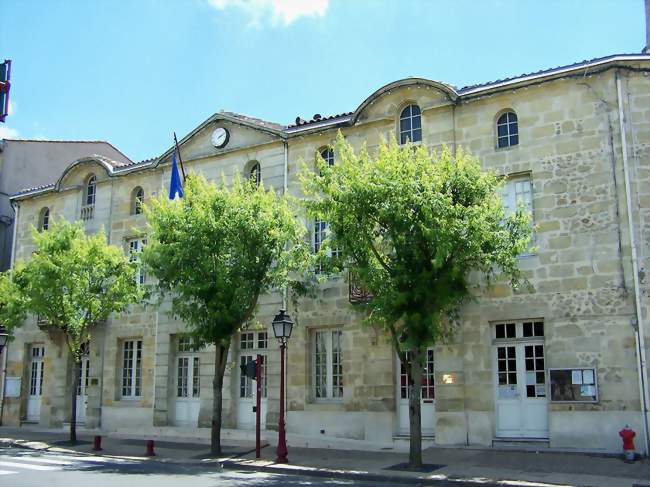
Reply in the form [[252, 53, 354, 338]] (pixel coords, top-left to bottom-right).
[[173, 132, 187, 182]]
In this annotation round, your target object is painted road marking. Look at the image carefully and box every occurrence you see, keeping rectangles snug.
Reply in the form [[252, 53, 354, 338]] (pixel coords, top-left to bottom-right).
[[0, 460, 60, 471]]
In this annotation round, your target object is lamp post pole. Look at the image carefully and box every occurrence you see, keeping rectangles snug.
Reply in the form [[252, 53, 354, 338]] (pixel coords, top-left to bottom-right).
[[271, 309, 292, 464], [276, 339, 288, 463]]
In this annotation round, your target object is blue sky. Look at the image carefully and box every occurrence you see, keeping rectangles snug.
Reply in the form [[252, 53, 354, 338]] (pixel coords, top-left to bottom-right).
[[0, 0, 645, 161]]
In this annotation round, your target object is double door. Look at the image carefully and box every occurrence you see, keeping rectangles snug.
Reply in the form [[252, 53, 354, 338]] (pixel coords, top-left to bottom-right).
[[174, 354, 201, 426], [236, 330, 268, 430], [494, 340, 548, 438], [396, 348, 435, 436], [76, 355, 90, 423], [27, 346, 45, 421]]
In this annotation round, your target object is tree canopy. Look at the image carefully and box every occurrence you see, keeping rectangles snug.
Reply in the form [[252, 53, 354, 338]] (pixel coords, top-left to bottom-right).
[[302, 133, 532, 466], [142, 174, 309, 453], [0, 218, 141, 441]]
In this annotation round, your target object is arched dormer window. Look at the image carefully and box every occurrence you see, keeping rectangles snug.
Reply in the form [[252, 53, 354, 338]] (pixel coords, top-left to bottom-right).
[[320, 147, 334, 167], [496, 111, 519, 149], [249, 162, 261, 187], [81, 174, 96, 221], [399, 104, 422, 145], [132, 187, 144, 215], [38, 207, 50, 231]]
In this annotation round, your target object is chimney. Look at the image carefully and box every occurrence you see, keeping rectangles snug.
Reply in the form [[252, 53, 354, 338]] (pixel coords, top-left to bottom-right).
[[646, 0, 650, 53]]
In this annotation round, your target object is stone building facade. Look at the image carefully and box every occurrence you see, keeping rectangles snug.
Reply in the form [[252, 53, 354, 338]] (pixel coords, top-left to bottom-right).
[[1, 54, 650, 454]]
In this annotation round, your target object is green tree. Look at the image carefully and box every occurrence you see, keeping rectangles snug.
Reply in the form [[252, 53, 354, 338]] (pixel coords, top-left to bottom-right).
[[302, 134, 532, 468], [0, 219, 141, 442], [142, 174, 308, 455]]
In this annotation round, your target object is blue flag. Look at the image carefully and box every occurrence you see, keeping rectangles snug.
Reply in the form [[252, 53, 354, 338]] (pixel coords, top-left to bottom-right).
[[169, 149, 184, 200]]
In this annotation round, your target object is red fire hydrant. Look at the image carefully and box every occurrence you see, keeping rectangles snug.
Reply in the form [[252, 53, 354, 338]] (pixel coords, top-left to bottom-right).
[[619, 426, 636, 462]]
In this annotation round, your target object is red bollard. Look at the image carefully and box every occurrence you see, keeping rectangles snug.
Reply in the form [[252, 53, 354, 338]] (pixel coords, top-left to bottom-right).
[[145, 439, 155, 456], [92, 435, 102, 452]]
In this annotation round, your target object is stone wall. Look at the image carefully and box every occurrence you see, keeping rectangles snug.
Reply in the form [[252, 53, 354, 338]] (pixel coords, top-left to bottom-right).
[[3, 63, 649, 453]]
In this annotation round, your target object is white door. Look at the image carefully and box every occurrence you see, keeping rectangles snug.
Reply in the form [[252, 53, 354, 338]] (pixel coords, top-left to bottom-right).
[[27, 346, 45, 422], [76, 357, 89, 423], [174, 355, 200, 426], [236, 330, 268, 430], [397, 348, 435, 436], [494, 320, 548, 438]]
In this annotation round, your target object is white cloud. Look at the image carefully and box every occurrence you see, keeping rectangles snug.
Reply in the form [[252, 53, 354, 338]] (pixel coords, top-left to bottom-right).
[[0, 125, 19, 139], [8, 100, 15, 116], [208, 0, 328, 27]]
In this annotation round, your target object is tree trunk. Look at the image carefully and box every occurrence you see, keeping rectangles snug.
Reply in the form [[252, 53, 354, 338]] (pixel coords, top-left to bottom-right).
[[70, 359, 80, 444], [408, 347, 424, 469], [211, 342, 230, 455]]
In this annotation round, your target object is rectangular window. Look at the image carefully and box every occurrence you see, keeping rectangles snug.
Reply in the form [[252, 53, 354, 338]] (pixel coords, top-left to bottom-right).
[[501, 174, 534, 253], [128, 238, 147, 285], [501, 175, 532, 219], [312, 329, 343, 400], [121, 339, 143, 398], [313, 220, 340, 273]]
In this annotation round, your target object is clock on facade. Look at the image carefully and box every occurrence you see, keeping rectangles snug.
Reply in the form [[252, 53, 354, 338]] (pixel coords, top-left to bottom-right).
[[211, 127, 230, 148]]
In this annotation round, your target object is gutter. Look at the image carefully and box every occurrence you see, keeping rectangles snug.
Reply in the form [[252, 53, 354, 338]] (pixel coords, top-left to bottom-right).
[[616, 70, 650, 456]]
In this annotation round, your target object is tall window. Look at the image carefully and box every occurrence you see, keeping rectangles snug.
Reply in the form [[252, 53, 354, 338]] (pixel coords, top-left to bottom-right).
[[496, 111, 519, 148], [121, 339, 142, 398], [399, 104, 422, 145], [313, 219, 340, 273], [132, 187, 144, 215], [313, 220, 340, 257], [81, 175, 96, 221], [239, 331, 267, 399], [501, 175, 532, 219], [177, 336, 200, 399], [128, 237, 147, 285], [38, 207, 49, 231], [502, 174, 534, 253], [250, 162, 261, 187], [313, 329, 343, 400]]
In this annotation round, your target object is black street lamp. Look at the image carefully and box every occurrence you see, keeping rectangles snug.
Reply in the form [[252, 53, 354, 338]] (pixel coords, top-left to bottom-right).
[[272, 309, 293, 464]]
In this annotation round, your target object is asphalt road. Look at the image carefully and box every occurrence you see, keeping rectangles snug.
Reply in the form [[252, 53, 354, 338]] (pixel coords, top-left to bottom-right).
[[0, 446, 395, 487], [0, 445, 507, 487]]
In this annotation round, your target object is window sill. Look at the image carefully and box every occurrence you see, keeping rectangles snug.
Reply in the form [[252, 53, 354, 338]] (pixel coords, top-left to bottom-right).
[[305, 401, 344, 412], [113, 398, 143, 406], [495, 144, 520, 152]]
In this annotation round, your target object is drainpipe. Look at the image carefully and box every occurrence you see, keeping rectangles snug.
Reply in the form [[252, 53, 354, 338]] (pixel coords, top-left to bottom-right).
[[616, 71, 650, 456]]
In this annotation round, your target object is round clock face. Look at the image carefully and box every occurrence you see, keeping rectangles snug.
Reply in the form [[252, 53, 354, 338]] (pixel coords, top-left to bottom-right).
[[211, 127, 229, 148]]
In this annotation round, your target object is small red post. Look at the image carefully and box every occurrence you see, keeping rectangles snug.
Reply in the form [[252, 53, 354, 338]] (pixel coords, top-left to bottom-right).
[[145, 439, 155, 456], [92, 435, 102, 451], [256, 354, 263, 458]]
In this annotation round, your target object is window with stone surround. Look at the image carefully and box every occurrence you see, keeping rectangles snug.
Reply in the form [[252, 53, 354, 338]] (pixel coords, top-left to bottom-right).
[[501, 174, 534, 252], [312, 328, 343, 400], [319, 147, 334, 173], [399, 104, 422, 145], [121, 339, 142, 399], [132, 187, 144, 215], [38, 207, 49, 231], [496, 111, 519, 148], [128, 237, 147, 285], [313, 219, 340, 274], [81, 174, 96, 221]]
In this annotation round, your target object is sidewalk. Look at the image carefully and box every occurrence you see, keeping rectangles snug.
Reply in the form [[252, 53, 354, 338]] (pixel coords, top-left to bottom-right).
[[1, 426, 649, 487]]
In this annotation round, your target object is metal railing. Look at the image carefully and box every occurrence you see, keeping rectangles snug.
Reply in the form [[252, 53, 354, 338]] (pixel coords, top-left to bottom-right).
[[348, 270, 373, 304], [80, 204, 94, 221]]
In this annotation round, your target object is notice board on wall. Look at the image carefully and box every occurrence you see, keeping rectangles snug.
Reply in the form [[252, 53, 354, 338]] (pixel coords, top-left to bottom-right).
[[549, 368, 598, 402], [4, 377, 21, 398]]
